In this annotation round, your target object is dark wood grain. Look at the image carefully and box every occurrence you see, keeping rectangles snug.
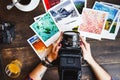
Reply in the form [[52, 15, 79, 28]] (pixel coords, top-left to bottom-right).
[[42, 63, 120, 80], [0, 47, 40, 80], [0, 0, 120, 80]]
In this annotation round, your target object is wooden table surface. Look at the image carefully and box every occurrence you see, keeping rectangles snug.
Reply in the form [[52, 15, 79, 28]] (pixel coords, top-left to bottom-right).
[[0, 0, 120, 80]]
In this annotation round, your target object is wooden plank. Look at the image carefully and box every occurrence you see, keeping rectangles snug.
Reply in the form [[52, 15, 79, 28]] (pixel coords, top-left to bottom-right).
[[0, 47, 40, 80], [0, 54, 5, 80], [43, 63, 120, 80], [0, 1, 45, 49], [88, 38, 120, 64]]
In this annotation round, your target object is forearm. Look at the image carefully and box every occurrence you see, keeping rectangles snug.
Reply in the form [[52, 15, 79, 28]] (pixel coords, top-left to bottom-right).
[[29, 63, 47, 80], [28, 55, 55, 80], [87, 57, 111, 80]]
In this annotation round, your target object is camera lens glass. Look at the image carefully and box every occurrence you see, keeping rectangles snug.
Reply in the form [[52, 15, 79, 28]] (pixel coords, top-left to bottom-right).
[[62, 31, 80, 48]]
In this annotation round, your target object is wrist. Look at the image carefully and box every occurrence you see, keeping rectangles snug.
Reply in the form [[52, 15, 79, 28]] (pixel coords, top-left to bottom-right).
[[86, 56, 95, 65], [41, 57, 53, 68], [47, 55, 54, 62]]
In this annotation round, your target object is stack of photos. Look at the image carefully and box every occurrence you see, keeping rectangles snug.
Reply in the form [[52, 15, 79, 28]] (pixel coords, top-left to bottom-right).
[[48, 0, 82, 31], [35, 0, 87, 31], [27, 35, 52, 59], [93, 1, 119, 40], [100, 1, 120, 40], [28, 1, 120, 59], [30, 0, 86, 60], [78, 1, 120, 40]]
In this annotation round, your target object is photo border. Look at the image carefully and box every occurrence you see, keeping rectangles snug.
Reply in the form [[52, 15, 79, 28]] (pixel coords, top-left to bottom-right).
[[48, 0, 82, 31], [30, 12, 60, 47], [27, 35, 52, 59], [78, 8, 108, 40]]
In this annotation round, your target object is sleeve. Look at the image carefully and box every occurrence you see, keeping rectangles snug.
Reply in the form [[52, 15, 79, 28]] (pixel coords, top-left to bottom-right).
[[111, 77, 116, 80], [24, 75, 33, 80]]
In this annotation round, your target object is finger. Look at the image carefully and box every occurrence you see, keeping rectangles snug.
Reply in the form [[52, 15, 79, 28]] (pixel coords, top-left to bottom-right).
[[56, 44, 62, 52], [56, 32, 63, 44], [80, 43, 86, 55], [80, 36, 89, 50], [52, 43, 56, 53], [80, 36, 87, 45]]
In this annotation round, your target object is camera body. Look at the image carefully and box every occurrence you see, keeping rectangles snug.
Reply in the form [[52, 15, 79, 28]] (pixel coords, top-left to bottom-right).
[[58, 31, 82, 80], [0, 22, 15, 44]]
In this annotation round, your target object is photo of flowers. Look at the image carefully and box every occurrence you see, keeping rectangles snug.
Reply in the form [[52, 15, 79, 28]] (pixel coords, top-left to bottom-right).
[[78, 8, 108, 40], [30, 12, 60, 47]]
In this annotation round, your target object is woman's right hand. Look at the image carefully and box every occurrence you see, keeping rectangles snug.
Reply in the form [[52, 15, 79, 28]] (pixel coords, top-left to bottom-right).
[[80, 36, 94, 63]]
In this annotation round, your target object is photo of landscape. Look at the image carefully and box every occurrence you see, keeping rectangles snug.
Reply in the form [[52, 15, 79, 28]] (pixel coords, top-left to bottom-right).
[[93, 2, 119, 31], [73, 0, 86, 14]]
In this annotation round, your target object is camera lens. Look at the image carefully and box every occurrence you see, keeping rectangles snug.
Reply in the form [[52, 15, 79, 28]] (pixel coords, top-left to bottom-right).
[[62, 31, 80, 48]]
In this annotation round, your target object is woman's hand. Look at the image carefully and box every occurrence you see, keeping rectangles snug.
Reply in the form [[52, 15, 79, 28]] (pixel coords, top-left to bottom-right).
[[80, 36, 93, 63], [47, 33, 63, 62]]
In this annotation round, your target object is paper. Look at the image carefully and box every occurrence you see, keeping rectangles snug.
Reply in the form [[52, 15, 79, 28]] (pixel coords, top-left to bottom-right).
[[30, 12, 60, 47], [78, 8, 108, 40], [27, 35, 52, 59], [49, 0, 81, 31], [42, 0, 60, 11], [34, 14, 44, 21], [93, 1, 119, 31], [72, 0, 87, 14]]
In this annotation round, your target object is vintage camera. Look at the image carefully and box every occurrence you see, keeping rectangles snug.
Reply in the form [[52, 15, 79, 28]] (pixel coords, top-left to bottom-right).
[[58, 31, 82, 80], [0, 22, 15, 44]]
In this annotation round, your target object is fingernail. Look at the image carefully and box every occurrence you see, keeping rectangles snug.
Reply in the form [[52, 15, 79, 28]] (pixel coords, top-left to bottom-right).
[[80, 41, 83, 45]]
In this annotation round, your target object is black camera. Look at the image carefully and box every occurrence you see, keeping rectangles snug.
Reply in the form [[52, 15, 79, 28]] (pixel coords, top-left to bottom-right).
[[0, 22, 15, 44], [58, 31, 82, 80]]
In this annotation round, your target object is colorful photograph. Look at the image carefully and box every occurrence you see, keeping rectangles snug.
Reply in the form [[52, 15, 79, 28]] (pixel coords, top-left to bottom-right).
[[34, 14, 44, 21], [30, 12, 60, 47], [100, 1, 120, 9], [96, 2, 120, 40], [93, 1, 119, 31], [78, 8, 108, 40], [106, 14, 120, 40], [42, 0, 60, 11], [27, 35, 52, 59], [110, 13, 120, 35], [100, 1, 120, 34], [72, 0, 86, 14], [100, 2, 120, 35], [110, 17, 118, 33], [49, 0, 81, 31]]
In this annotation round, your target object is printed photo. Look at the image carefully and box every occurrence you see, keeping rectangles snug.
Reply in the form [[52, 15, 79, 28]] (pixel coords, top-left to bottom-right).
[[100, 1, 120, 9], [110, 13, 120, 35], [78, 8, 108, 40], [49, 0, 81, 31], [72, 0, 87, 14], [100, 2, 120, 36], [27, 35, 52, 59], [30, 12, 60, 47], [34, 14, 44, 21], [93, 1, 119, 31], [104, 13, 120, 40], [95, 2, 120, 40], [42, 0, 60, 11]]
